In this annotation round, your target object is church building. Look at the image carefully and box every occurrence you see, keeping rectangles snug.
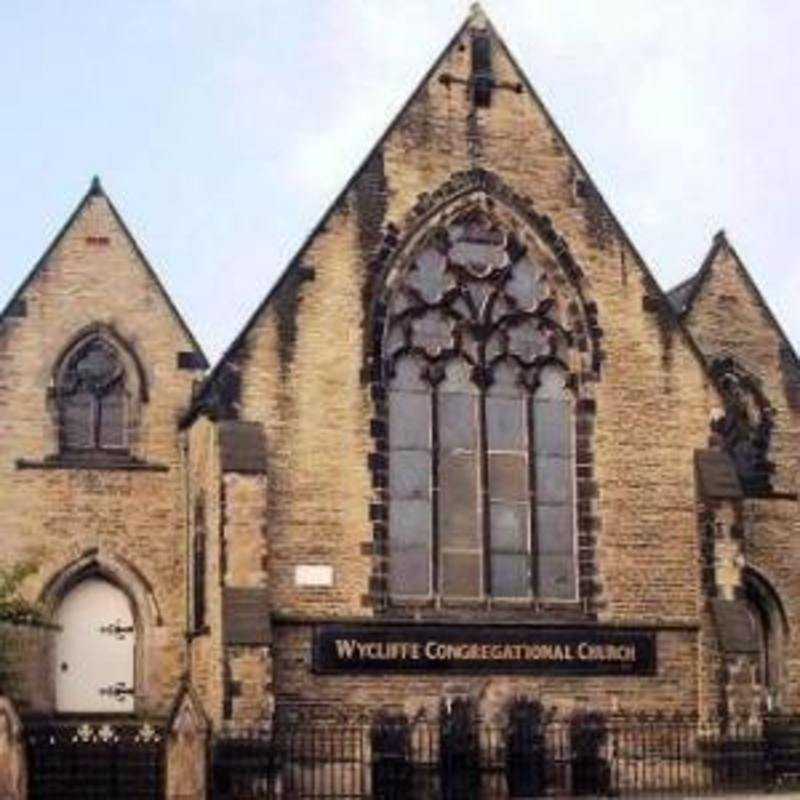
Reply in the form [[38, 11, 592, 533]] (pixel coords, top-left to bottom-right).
[[1, 4, 799, 779]]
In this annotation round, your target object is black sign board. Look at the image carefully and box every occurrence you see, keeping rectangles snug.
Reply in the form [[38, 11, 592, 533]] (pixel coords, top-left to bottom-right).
[[313, 624, 656, 676]]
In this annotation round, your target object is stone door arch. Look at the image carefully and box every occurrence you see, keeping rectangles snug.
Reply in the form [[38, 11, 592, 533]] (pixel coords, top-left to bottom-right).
[[41, 548, 162, 716]]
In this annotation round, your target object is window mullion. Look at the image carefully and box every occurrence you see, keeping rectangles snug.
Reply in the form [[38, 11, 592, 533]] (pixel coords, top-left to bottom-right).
[[431, 385, 440, 597], [527, 392, 538, 598], [479, 389, 491, 598], [92, 396, 101, 450]]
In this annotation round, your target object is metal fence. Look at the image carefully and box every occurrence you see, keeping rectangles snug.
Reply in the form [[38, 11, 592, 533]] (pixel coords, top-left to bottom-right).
[[212, 712, 800, 798], [26, 716, 165, 800]]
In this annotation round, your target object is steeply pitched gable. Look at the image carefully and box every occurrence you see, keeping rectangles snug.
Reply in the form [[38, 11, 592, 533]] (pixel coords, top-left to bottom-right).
[[679, 230, 799, 362], [187, 3, 710, 424], [680, 230, 800, 411], [1, 177, 208, 367]]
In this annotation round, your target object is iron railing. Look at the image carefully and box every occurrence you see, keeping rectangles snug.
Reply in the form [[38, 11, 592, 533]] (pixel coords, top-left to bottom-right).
[[25, 716, 165, 800], [212, 713, 800, 798]]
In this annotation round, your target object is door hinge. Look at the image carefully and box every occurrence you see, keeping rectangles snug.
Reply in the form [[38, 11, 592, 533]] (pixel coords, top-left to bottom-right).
[[99, 682, 135, 701], [99, 620, 135, 639]]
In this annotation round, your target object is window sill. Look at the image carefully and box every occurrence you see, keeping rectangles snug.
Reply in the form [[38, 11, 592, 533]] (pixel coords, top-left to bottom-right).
[[16, 454, 169, 472], [744, 489, 798, 501], [380, 597, 592, 623]]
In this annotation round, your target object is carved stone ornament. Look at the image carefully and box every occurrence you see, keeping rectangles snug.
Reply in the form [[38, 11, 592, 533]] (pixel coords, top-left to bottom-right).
[[59, 338, 124, 398], [384, 207, 571, 390], [166, 685, 208, 800], [710, 357, 775, 495]]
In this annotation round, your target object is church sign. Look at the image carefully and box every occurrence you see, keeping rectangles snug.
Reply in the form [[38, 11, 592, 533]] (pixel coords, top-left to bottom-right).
[[313, 624, 656, 676]]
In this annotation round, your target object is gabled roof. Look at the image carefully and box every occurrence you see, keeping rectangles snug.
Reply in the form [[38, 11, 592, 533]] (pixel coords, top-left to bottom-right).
[[186, 3, 715, 425], [1, 176, 208, 367], [184, 8, 481, 423], [666, 230, 725, 316], [669, 229, 800, 367]]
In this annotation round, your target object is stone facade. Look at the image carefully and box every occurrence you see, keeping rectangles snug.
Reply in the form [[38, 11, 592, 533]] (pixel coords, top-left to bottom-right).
[[0, 181, 206, 717], [0, 4, 797, 736]]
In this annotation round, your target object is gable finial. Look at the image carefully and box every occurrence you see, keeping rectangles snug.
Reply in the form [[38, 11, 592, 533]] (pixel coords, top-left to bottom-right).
[[469, 2, 488, 26], [714, 228, 727, 244], [89, 175, 103, 196]]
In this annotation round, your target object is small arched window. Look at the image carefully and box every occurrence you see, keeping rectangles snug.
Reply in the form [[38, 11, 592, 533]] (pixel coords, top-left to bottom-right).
[[56, 336, 129, 452], [384, 209, 577, 601], [743, 571, 788, 710]]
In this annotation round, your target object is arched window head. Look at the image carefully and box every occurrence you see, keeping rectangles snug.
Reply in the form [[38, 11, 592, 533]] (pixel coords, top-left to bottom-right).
[[743, 571, 788, 710], [56, 336, 129, 453], [384, 208, 577, 602]]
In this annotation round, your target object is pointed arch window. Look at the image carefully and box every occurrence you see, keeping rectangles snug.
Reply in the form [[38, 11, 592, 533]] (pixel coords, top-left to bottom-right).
[[56, 336, 129, 452], [385, 210, 577, 601]]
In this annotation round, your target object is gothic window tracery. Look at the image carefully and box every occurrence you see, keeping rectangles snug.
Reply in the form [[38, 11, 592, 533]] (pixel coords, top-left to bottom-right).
[[384, 208, 577, 601], [56, 336, 129, 452]]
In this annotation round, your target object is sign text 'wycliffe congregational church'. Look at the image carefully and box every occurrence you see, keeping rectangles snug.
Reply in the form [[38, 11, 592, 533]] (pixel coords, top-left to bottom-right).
[[313, 625, 656, 676]]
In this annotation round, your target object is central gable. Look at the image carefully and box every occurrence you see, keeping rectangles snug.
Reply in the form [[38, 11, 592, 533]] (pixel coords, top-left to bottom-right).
[[192, 4, 710, 425]]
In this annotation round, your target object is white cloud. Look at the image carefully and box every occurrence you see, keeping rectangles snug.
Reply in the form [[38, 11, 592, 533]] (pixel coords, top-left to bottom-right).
[[1, 0, 798, 359]]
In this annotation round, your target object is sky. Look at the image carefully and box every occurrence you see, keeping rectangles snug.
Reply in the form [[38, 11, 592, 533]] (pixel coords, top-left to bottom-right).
[[1, 0, 798, 362]]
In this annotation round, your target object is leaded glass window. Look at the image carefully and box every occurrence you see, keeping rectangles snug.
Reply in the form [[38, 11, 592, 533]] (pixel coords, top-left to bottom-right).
[[57, 337, 128, 453], [385, 210, 576, 600]]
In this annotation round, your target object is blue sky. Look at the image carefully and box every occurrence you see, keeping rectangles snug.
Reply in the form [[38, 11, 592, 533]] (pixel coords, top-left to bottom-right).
[[1, 1, 798, 361]]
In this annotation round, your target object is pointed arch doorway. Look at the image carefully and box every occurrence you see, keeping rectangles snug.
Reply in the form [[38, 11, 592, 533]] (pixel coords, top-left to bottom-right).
[[54, 577, 135, 713]]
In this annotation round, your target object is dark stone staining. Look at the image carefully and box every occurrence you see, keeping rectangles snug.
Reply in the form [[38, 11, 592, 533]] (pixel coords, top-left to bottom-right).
[[198, 348, 247, 421], [216, 363, 243, 419], [354, 147, 389, 367], [222, 659, 234, 719], [398, 83, 433, 150], [218, 420, 268, 474], [355, 150, 389, 268], [779, 344, 800, 410], [466, 108, 484, 163], [642, 282, 677, 369], [6, 299, 26, 318], [575, 176, 614, 249], [274, 263, 315, 379]]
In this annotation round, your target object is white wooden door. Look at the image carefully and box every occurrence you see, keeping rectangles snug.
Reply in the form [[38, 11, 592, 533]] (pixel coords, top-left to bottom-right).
[[54, 578, 135, 713]]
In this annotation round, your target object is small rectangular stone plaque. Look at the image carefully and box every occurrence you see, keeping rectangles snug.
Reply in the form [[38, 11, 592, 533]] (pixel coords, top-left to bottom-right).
[[295, 564, 334, 588]]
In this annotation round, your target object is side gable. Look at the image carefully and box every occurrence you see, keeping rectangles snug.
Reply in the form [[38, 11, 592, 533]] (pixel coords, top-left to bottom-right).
[[680, 230, 800, 376], [1, 176, 208, 368], [681, 231, 800, 496]]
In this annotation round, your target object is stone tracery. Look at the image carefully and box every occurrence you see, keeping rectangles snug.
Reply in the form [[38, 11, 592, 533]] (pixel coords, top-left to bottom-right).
[[56, 336, 128, 452], [383, 204, 579, 602]]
